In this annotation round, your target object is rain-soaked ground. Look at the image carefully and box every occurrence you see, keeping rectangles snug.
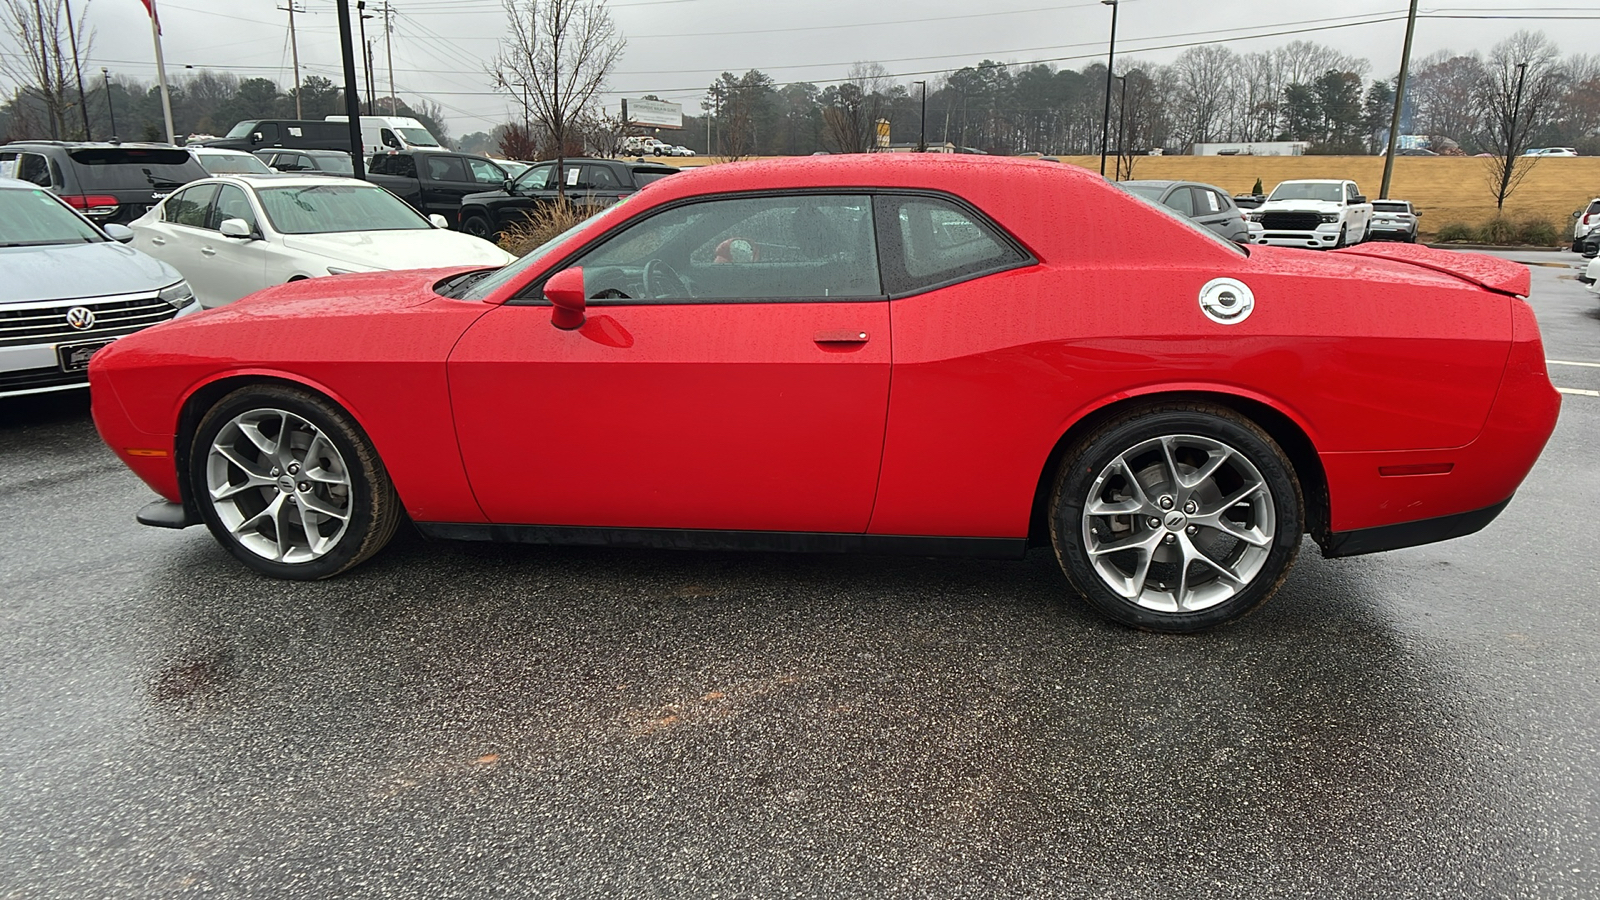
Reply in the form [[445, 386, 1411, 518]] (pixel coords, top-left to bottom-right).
[[2, 251, 1598, 899]]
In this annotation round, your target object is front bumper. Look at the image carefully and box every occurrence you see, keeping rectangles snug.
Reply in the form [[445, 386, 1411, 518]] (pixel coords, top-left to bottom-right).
[[1248, 222, 1342, 248], [1, 298, 201, 399]]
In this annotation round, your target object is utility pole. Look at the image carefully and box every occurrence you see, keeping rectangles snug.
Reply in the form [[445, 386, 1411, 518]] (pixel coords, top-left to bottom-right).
[[1379, 0, 1419, 200], [64, 0, 90, 139], [1098, 0, 1119, 177], [1114, 74, 1129, 180], [282, 1, 303, 118], [360, 1, 374, 113], [148, 0, 176, 144], [102, 67, 117, 139], [334, 0, 366, 180], [914, 80, 927, 152], [383, 2, 396, 114]]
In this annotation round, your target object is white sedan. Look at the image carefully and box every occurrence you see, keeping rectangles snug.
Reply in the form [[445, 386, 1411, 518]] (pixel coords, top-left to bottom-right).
[[129, 174, 515, 307]]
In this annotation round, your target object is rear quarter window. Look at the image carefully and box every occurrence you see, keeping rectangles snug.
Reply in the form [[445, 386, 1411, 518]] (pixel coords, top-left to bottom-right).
[[875, 194, 1032, 295]]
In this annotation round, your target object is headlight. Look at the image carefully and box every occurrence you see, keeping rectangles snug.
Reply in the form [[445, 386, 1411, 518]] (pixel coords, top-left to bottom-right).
[[157, 280, 195, 308], [1246, 212, 1262, 222], [1319, 213, 1341, 224]]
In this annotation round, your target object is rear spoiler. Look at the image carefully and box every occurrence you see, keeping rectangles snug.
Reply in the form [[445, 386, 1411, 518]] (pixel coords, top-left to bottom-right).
[[1331, 243, 1530, 297]]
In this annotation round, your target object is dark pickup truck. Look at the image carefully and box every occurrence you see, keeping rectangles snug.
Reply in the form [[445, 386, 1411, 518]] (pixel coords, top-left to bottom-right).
[[364, 150, 509, 227], [457, 157, 679, 240]]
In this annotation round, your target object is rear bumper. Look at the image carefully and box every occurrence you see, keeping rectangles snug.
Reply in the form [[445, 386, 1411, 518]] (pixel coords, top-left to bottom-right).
[[1322, 497, 1510, 557]]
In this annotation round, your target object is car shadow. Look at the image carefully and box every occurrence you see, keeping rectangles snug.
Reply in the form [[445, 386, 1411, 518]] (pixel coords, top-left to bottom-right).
[[74, 532, 1546, 896]]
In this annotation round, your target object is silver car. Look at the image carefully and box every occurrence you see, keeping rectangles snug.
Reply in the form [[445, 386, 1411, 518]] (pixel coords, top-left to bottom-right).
[[0, 176, 201, 399], [1118, 180, 1250, 243]]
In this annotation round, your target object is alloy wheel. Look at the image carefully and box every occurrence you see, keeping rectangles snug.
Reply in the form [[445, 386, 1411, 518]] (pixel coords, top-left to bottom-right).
[[204, 408, 353, 564]]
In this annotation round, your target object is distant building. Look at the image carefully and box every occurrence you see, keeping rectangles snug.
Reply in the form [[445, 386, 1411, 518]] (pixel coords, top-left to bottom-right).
[[1191, 141, 1311, 157]]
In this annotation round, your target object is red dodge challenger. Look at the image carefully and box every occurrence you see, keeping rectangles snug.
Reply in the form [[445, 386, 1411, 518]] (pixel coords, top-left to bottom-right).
[[90, 155, 1559, 631]]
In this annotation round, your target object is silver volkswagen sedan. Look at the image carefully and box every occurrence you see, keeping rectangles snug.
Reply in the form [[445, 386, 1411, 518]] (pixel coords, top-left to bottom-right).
[[0, 177, 201, 399]]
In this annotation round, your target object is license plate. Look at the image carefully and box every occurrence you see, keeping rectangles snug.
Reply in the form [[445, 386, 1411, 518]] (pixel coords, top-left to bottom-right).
[[57, 339, 114, 372]]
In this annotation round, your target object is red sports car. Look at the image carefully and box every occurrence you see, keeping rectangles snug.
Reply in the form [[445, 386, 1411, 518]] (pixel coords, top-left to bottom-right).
[[90, 155, 1559, 632]]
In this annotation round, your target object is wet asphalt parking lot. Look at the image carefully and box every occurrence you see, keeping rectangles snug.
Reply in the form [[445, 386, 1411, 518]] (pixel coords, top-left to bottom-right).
[[2, 250, 1599, 899]]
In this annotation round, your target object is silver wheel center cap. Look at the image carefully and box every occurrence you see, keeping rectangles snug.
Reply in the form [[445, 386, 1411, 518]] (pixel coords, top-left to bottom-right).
[[1164, 511, 1187, 531], [277, 475, 297, 493]]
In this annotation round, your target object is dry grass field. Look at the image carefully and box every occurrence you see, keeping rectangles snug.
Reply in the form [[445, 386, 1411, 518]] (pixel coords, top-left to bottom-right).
[[647, 154, 1600, 241]]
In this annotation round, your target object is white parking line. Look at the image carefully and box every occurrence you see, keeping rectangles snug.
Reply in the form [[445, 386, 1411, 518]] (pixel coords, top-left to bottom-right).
[[1557, 387, 1600, 397], [1549, 360, 1600, 368]]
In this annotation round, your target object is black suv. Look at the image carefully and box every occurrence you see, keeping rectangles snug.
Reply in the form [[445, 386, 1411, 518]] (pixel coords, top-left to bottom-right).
[[458, 157, 679, 240], [0, 141, 208, 225]]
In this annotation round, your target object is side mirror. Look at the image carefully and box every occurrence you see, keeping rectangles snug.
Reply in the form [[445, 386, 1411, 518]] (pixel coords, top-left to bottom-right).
[[1574, 210, 1583, 219], [103, 223, 134, 243], [545, 267, 585, 330], [1352, 195, 1368, 204], [503, 179, 516, 194], [428, 213, 449, 229], [219, 218, 255, 239], [251, 132, 263, 144]]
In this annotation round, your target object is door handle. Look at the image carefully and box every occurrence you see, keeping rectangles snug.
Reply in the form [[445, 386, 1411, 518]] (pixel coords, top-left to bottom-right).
[[200, 246, 216, 256], [814, 329, 869, 344], [151, 237, 165, 245]]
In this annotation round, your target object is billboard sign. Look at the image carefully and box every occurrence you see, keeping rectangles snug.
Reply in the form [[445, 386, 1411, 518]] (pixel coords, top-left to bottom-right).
[[624, 98, 684, 130]]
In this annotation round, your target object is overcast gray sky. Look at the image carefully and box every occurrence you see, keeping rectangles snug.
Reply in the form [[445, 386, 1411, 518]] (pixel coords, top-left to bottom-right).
[[24, 0, 1600, 137]]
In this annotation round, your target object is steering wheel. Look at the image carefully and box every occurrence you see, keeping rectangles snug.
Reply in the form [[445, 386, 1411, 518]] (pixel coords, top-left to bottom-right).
[[642, 258, 690, 299]]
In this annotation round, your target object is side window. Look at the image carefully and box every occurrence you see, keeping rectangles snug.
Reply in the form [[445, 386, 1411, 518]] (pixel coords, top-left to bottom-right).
[[569, 194, 881, 302], [426, 155, 468, 182], [515, 164, 552, 191], [256, 123, 279, 141], [467, 157, 504, 185], [17, 153, 52, 187], [1195, 188, 1222, 214], [209, 184, 259, 232], [380, 128, 401, 149], [579, 165, 619, 190], [165, 183, 220, 228], [1212, 190, 1232, 212], [1346, 184, 1359, 203], [1164, 189, 1195, 216], [876, 194, 1029, 296], [0, 151, 16, 180]]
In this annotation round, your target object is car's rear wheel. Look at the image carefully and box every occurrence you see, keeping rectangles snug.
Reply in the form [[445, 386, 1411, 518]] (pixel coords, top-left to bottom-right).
[[191, 385, 401, 580], [460, 213, 494, 241], [1049, 404, 1303, 632]]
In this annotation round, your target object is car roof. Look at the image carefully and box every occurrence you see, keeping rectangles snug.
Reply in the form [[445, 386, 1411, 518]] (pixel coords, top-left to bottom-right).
[[1120, 180, 1180, 188], [3, 140, 182, 151], [192, 147, 252, 156], [636, 153, 1091, 202], [0, 176, 45, 190], [194, 173, 371, 189]]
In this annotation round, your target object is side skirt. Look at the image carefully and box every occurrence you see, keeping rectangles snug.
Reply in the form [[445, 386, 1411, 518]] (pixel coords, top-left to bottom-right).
[[413, 522, 1029, 560], [1319, 497, 1511, 558]]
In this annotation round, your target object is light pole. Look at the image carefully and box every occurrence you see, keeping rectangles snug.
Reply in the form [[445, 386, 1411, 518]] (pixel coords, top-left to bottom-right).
[[101, 67, 117, 140], [914, 80, 927, 152], [1379, 0, 1419, 199], [1098, 0, 1120, 177], [1113, 74, 1130, 180]]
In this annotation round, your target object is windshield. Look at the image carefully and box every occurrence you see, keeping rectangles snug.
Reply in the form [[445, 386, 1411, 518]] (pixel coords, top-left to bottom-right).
[[458, 202, 631, 300], [0, 187, 104, 247], [256, 184, 429, 234], [310, 154, 355, 175], [1268, 182, 1343, 203], [68, 147, 207, 190], [224, 120, 260, 138], [200, 153, 272, 175], [1118, 183, 1167, 202], [397, 128, 440, 147]]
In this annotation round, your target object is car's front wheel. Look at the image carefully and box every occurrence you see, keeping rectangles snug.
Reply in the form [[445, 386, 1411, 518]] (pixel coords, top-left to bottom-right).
[[190, 384, 402, 580], [1049, 404, 1304, 632], [459, 213, 494, 241]]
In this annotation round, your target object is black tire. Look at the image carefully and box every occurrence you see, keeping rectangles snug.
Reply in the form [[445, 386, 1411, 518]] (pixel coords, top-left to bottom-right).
[[1048, 403, 1303, 632], [1333, 226, 1347, 249], [190, 384, 402, 580], [460, 213, 494, 241]]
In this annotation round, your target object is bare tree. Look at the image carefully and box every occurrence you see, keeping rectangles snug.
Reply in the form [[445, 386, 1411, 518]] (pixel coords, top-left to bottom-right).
[[1409, 51, 1487, 150], [1171, 45, 1238, 146], [1479, 31, 1563, 210], [490, 0, 624, 200], [1, 0, 91, 140], [822, 62, 891, 153]]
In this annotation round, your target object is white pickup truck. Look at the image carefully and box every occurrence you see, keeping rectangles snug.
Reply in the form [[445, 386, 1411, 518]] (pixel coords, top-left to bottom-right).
[[1245, 179, 1374, 249]]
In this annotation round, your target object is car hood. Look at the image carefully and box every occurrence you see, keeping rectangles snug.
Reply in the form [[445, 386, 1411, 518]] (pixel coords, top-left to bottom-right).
[[1258, 200, 1343, 213], [279, 229, 515, 271], [0, 241, 181, 304]]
